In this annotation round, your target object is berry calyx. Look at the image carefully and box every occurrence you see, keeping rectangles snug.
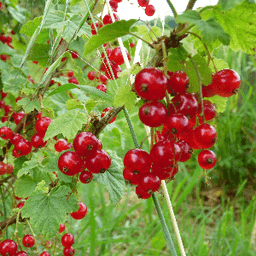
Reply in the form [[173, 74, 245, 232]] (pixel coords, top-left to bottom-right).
[[63, 247, 75, 256]]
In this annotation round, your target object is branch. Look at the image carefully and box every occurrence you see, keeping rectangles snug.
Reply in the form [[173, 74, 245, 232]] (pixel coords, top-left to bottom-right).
[[166, 0, 178, 17], [0, 214, 26, 231], [185, 0, 197, 11], [0, 174, 15, 186]]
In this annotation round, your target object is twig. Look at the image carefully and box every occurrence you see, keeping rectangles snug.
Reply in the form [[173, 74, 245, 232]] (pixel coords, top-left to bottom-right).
[[185, 0, 197, 11], [26, 219, 40, 254], [166, 0, 178, 17]]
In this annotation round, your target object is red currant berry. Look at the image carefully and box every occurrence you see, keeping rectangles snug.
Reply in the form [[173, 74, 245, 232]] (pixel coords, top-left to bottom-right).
[[44, 240, 53, 249], [138, 173, 160, 194], [54, 139, 68, 152], [58, 151, 83, 176], [110, 46, 130, 66], [197, 100, 216, 123], [198, 150, 216, 169], [0, 127, 13, 140], [135, 185, 151, 199], [14, 111, 25, 125], [212, 69, 240, 97], [70, 202, 87, 220], [63, 246, 75, 256], [124, 149, 151, 174], [0, 162, 7, 175], [109, 0, 118, 11], [61, 233, 74, 248], [73, 132, 98, 158], [10, 133, 23, 146], [40, 251, 50, 256], [31, 133, 47, 148], [104, 63, 121, 80], [99, 75, 108, 84], [79, 171, 93, 184], [176, 140, 193, 162], [103, 13, 119, 25], [145, 4, 155, 16], [16, 251, 28, 256], [15, 139, 32, 156], [67, 71, 74, 77], [202, 84, 216, 98], [87, 71, 96, 80], [178, 128, 201, 150], [86, 149, 111, 173], [101, 107, 116, 124], [16, 201, 25, 209], [22, 235, 35, 248], [6, 163, 14, 174], [130, 42, 135, 48], [139, 101, 167, 127], [12, 148, 23, 158], [123, 167, 139, 185], [135, 67, 167, 101], [165, 113, 189, 134], [68, 76, 79, 84], [167, 71, 189, 94], [71, 51, 79, 59], [96, 84, 107, 92], [59, 224, 65, 233], [0, 239, 17, 256], [193, 124, 217, 149], [35, 117, 52, 135], [138, 0, 149, 7]]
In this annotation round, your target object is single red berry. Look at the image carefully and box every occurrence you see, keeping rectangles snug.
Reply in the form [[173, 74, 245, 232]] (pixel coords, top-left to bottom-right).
[[68, 76, 79, 84], [101, 107, 116, 124], [103, 13, 119, 25], [22, 235, 35, 248], [0, 162, 7, 175], [58, 151, 83, 176], [0, 99, 5, 108], [86, 149, 111, 173], [197, 100, 216, 123], [138, 0, 149, 7], [0, 239, 17, 256], [61, 57, 67, 62], [212, 69, 240, 97], [96, 84, 107, 92], [151, 164, 178, 179], [135, 185, 151, 199], [32, 60, 38, 64], [61, 233, 74, 248], [71, 202, 87, 220], [139, 101, 168, 127], [0, 54, 9, 61], [178, 128, 201, 150], [35, 117, 52, 135], [165, 113, 189, 134], [73, 132, 98, 158], [99, 75, 108, 84], [87, 71, 96, 80], [59, 224, 65, 233], [16, 201, 25, 208], [6, 163, 14, 174], [138, 172, 161, 194], [193, 124, 217, 149], [130, 42, 135, 48], [0, 127, 13, 140], [63, 246, 75, 256], [79, 171, 93, 184], [16, 251, 28, 256], [123, 167, 139, 185], [54, 139, 68, 152], [176, 140, 193, 162], [110, 46, 130, 66], [14, 111, 25, 125], [109, 0, 118, 11], [145, 4, 155, 16], [40, 251, 51, 256], [71, 51, 79, 59], [67, 71, 74, 77], [31, 133, 47, 148], [10, 133, 23, 145], [167, 71, 189, 94], [15, 139, 32, 156], [198, 150, 217, 169], [124, 149, 151, 174], [134, 67, 167, 101]]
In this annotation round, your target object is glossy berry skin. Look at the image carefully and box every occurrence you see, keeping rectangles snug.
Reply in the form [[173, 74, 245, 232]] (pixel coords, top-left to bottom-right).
[[79, 171, 93, 184], [171, 92, 198, 118], [150, 140, 176, 168], [103, 13, 119, 25], [86, 149, 111, 173], [130, 42, 135, 48], [139, 101, 167, 127], [16, 201, 25, 209], [59, 224, 65, 233], [123, 167, 139, 185], [67, 71, 74, 77], [135, 67, 167, 101], [178, 128, 201, 150], [198, 150, 216, 169], [138, 173, 160, 194], [35, 117, 52, 135], [197, 100, 216, 123], [40, 252, 50, 256], [61, 233, 74, 248], [152, 164, 178, 179], [68, 76, 79, 84], [73, 132, 98, 158], [176, 140, 193, 162], [110, 46, 130, 66], [87, 71, 96, 80], [15, 139, 32, 156], [0, 162, 7, 175], [6, 163, 14, 174], [138, 0, 149, 7], [0, 239, 18, 256], [16, 251, 28, 256], [167, 71, 189, 94], [212, 69, 241, 97], [54, 139, 68, 152], [202, 84, 216, 98], [145, 4, 155, 16], [71, 51, 79, 59], [14, 111, 25, 125], [71, 202, 87, 220], [58, 151, 83, 176], [124, 149, 151, 174], [22, 235, 35, 248], [96, 84, 107, 92], [165, 113, 189, 134], [31, 133, 47, 148], [0, 127, 13, 140], [193, 124, 217, 149], [64, 246, 75, 256], [135, 185, 151, 199], [99, 75, 108, 84]]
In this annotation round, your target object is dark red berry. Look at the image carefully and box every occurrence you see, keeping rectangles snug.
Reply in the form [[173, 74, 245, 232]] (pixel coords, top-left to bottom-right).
[[130, 42, 135, 48], [70, 202, 87, 220], [123, 168, 139, 185], [59, 224, 65, 233], [0, 127, 13, 140], [178, 128, 201, 150], [31, 133, 47, 148], [165, 113, 189, 134], [197, 100, 216, 123], [134, 67, 167, 101], [14, 111, 25, 125], [104, 63, 121, 80], [86, 149, 111, 173], [138, 173, 160, 194], [58, 151, 83, 176], [79, 171, 93, 184], [145, 4, 155, 16], [22, 235, 35, 248], [103, 13, 119, 25], [35, 117, 52, 135], [68, 76, 79, 84], [139, 101, 167, 127], [71, 51, 79, 59], [193, 124, 217, 149], [176, 140, 193, 162], [0, 239, 17, 256], [16, 201, 25, 208], [10, 133, 23, 145], [15, 139, 32, 156], [99, 75, 108, 84], [67, 71, 74, 77], [202, 84, 216, 98], [63, 246, 75, 256], [198, 150, 216, 169], [61, 233, 74, 248], [110, 46, 130, 66], [6, 163, 14, 174], [54, 139, 68, 152], [135, 185, 151, 199], [167, 71, 189, 94], [87, 71, 96, 80]]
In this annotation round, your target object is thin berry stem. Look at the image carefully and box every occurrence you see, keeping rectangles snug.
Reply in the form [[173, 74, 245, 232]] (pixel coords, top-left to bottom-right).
[[176, 24, 195, 37], [26, 219, 40, 254], [129, 32, 154, 48], [185, 0, 197, 11], [166, 0, 178, 17]]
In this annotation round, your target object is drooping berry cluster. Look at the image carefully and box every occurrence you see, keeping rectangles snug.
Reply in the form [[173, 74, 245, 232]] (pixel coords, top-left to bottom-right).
[[138, 0, 155, 16]]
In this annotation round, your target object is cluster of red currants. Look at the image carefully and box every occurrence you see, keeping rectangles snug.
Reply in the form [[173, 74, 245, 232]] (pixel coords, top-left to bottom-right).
[[123, 67, 240, 199], [138, 0, 155, 16], [0, 32, 13, 61]]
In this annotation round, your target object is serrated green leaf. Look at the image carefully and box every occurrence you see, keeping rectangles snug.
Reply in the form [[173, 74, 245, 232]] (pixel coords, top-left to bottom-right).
[[22, 185, 78, 239], [17, 155, 41, 178], [114, 86, 136, 111], [119, 63, 143, 78], [112, 127, 125, 150], [0, 42, 15, 55], [47, 83, 78, 97], [209, 57, 229, 72], [85, 99, 97, 113], [66, 99, 84, 110], [44, 10, 65, 29], [44, 109, 87, 140], [206, 95, 227, 112], [7, 6, 26, 24], [79, 85, 113, 102], [136, 25, 161, 42], [94, 150, 125, 204], [167, 48, 187, 72], [27, 43, 51, 65], [84, 19, 137, 56], [176, 10, 201, 24], [218, 0, 246, 10], [17, 98, 41, 113]]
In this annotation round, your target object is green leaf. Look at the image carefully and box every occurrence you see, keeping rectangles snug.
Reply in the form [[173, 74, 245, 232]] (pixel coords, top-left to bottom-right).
[[209, 57, 229, 72], [84, 19, 137, 56], [176, 10, 201, 24], [112, 127, 125, 150], [118, 63, 143, 78], [135, 25, 161, 42], [17, 98, 41, 113], [47, 83, 78, 97], [22, 185, 78, 239], [17, 155, 42, 178], [205, 95, 227, 113], [167, 47, 187, 72], [85, 99, 97, 113], [79, 85, 113, 102], [114, 86, 136, 111], [27, 43, 51, 66], [66, 99, 84, 110], [7, 6, 26, 24], [218, 0, 246, 10], [0, 42, 15, 55], [44, 109, 87, 140], [44, 10, 65, 29], [94, 150, 125, 204]]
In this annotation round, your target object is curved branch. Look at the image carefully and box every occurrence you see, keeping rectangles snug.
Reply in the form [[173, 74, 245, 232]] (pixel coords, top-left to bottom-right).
[[185, 0, 197, 11]]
